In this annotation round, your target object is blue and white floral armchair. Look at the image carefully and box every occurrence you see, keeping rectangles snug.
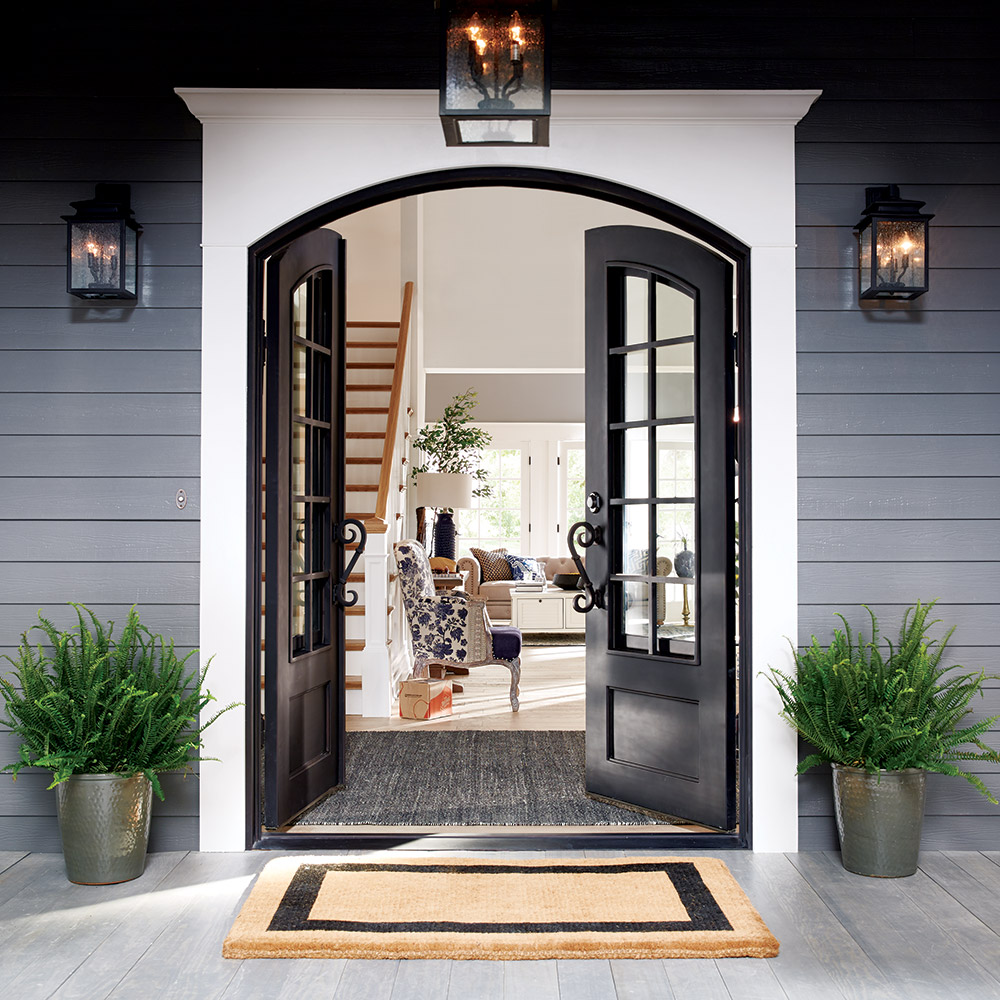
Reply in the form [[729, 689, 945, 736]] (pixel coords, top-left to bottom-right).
[[393, 539, 522, 712]]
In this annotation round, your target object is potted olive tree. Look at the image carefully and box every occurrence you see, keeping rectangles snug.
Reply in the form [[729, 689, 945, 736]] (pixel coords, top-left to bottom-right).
[[411, 387, 493, 559], [768, 601, 999, 877], [0, 604, 236, 884]]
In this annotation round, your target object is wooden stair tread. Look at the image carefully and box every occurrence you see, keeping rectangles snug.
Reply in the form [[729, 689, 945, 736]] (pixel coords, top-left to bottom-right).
[[346, 640, 365, 651], [346, 321, 400, 328], [346, 511, 375, 519], [346, 484, 377, 491], [345, 674, 362, 690], [345, 606, 365, 616], [346, 457, 382, 464], [346, 431, 387, 439], [347, 407, 389, 414], [346, 341, 397, 349], [346, 384, 392, 391], [348, 572, 364, 582], [347, 362, 395, 369]]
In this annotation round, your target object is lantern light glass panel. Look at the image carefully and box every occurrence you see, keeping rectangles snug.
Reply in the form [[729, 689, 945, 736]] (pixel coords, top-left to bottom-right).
[[441, 2, 550, 146], [67, 219, 139, 299]]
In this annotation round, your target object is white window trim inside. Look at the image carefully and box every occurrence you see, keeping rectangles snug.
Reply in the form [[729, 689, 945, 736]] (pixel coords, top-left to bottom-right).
[[179, 87, 820, 853]]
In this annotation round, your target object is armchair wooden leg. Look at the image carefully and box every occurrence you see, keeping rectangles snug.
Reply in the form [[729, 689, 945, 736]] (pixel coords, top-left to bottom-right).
[[506, 657, 521, 713]]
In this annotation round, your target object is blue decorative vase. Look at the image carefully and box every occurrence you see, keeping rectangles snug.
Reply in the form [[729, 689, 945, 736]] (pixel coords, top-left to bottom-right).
[[674, 539, 695, 579], [433, 511, 456, 560]]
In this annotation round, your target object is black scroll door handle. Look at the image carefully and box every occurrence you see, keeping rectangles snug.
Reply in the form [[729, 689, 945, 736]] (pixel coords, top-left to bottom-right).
[[333, 518, 367, 608], [567, 520, 605, 613]]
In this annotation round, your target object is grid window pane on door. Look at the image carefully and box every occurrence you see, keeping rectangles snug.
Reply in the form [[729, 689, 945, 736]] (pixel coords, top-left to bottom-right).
[[609, 268, 698, 659], [290, 271, 334, 658]]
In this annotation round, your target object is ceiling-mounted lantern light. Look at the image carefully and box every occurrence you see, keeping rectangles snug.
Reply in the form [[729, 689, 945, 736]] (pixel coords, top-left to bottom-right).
[[63, 184, 142, 300], [854, 185, 933, 301], [440, 1, 551, 147]]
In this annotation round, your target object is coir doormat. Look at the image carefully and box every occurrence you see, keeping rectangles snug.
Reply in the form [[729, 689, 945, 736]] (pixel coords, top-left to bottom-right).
[[223, 855, 778, 960]]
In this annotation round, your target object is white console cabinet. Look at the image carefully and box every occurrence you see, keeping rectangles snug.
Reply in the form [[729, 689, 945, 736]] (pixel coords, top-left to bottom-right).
[[510, 588, 587, 633]]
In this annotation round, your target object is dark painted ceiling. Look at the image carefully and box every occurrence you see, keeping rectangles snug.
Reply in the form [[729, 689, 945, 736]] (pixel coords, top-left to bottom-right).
[[5, 2, 997, 99]]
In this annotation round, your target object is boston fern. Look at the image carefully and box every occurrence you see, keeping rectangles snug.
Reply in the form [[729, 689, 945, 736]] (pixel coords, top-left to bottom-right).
[[768, 601, 1000, 803], [0, 604, 237, 799]]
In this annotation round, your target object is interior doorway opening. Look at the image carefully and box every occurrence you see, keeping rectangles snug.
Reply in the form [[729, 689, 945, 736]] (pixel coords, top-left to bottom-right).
[[249, 169, 750, 850]]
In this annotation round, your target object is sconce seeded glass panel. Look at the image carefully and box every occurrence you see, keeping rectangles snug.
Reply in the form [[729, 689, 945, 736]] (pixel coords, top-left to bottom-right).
[[441, 2, 550, 146]]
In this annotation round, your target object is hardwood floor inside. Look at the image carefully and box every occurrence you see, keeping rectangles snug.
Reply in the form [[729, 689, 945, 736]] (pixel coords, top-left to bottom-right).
[[346, 642, 586, 732]]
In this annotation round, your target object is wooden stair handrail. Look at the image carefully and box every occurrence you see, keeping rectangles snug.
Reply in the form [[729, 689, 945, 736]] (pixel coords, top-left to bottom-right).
[[371, 281, 414, 531]]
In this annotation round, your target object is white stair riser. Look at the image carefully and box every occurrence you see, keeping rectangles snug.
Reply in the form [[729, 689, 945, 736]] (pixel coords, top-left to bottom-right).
[[345, 687, 364, 715], [346, 368, 396, 385]]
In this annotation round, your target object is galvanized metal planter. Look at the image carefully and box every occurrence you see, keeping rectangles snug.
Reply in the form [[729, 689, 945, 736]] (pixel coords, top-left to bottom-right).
[[831, 764, 926, 878], [55, 773, 153, 884]]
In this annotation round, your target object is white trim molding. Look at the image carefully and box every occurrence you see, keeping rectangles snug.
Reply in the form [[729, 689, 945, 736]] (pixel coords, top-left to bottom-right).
[[180, 87, 818, 853]]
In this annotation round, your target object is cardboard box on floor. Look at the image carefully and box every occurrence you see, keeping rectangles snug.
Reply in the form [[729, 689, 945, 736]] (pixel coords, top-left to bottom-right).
[[398, 678, 453, 719]]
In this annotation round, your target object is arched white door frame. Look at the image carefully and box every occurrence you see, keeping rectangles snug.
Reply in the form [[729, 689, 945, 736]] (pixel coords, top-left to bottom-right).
[[178, 88, 820, 852]]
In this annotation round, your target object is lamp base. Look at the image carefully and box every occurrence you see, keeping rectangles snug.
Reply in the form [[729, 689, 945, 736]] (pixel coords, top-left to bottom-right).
[[433, 511, 456, 561]]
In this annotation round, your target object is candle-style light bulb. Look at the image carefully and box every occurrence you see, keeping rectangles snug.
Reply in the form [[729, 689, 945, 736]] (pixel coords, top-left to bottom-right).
[[509, 11, 525, 62], [466, 12, 483, 43]]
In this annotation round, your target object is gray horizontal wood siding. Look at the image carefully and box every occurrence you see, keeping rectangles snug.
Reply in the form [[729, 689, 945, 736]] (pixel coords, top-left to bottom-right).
[[0, 95, 202, 851], [795, 97, 1000, 848]]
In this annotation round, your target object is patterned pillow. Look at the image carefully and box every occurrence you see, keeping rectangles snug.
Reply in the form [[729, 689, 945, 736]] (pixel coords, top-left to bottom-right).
[[506, 554, 545, 583], [470, 547, 512, 582]]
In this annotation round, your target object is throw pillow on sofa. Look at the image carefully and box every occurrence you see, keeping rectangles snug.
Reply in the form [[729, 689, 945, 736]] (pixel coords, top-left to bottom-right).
[[470, 546, 512, 581], [506, 554, 545, 582]]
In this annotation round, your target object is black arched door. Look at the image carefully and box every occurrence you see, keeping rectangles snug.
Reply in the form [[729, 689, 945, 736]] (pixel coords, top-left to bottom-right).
[[582, 226, 737, 831]]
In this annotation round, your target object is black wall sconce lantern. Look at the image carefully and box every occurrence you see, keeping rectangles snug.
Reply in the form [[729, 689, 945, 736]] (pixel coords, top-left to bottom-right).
[[854, 185, 933, 301], [440, 1, 550, 146], [63, 183, 141, 299]]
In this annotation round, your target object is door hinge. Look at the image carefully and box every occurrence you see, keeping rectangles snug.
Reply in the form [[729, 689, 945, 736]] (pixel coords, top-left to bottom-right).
[[557, 456, 560, 465], [528, 455, 532, 465]]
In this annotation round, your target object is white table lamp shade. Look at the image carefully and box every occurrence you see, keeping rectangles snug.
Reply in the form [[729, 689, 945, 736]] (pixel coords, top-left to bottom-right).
[[416, 472, 475, 510]]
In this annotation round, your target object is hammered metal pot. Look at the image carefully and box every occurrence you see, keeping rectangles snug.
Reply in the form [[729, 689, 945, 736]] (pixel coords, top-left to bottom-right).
[[831, 764, 926, 878], [55, 773, 153, 884]]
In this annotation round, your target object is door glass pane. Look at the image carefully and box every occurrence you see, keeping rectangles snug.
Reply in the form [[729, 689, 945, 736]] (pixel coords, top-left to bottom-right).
[[624, 349, 649, 421], [311, 577, 330, 650], [312, 427, 330, 498], [311, 503, 330, 573], [620, 504, 649, 575], [312, 351, 331, 422], [624, 427, 649, 499], [625, 274, 649, 345], [656, 424, 695, 499], [292, 280, 310, 341], [655, 582, 697, 658], [622, 581, 650, 647], [655, 341, 695, 419], [291, 502, 306, 575], [656, 502, 696, 576], [292, 423, 307, 496], [292, 344, 308, 417], [655, 279, 694, 341], [291, 579, 307, 654]]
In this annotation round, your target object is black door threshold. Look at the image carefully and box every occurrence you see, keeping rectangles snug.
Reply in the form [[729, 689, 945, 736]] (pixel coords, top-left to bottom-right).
[[253, 830, 746, 851]]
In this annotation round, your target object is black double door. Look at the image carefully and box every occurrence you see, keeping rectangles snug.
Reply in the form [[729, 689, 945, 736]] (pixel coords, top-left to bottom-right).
[[582, 225, 737, 831], [264, 228, 348, 828]]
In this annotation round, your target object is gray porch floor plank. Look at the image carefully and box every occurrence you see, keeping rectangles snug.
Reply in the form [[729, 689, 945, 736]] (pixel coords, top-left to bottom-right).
[[789, 851, 1000, 1000], [2, 851, 188, 999], [5, 850, 1000, 999], [389, 959, 452, 1000], [661, 958, 732, 999], [221, 958, 346, 1000], [333, 959, 400, 1000], [722, 852, 898, 1000], [447, 956, 505, 998], [610, 958, 677, 999], [100, 851, 268, 1000], [557, 959, 619, 1000], [0, 850, 28, 875], [503, 958, 560, 999]]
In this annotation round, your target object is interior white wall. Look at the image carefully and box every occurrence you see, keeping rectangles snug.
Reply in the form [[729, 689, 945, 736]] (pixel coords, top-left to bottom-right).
[[421, 188, 678, 371], [180, 88, 818, 853], [324, 200, 402, 321]]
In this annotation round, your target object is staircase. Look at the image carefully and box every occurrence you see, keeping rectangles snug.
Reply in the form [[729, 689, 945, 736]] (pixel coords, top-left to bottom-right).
[[343, 282, 414, 716]]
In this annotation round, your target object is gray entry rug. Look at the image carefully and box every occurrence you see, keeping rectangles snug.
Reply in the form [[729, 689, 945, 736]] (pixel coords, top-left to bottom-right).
[[522, 632, 585, 646], [292, 730, 680, 827]]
